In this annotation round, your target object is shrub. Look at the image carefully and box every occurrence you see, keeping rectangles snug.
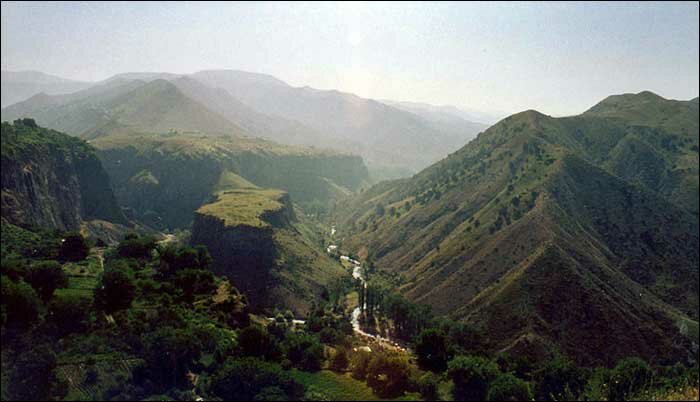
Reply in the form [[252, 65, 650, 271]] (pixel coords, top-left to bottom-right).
[[158, 244, 212, 277], [533, 357, 588, 400], [487, 373, 533, 401], [141, 326, 202, 390], [1, 276, 41, 328], [171, 268, 216, 302], [117, 235, 157, 259], [350, 350, 372, 380], [209, 357, 304, 401], [239, 325, 275, 359], [414, 328, 449, 372], [48, 292, 91, 335], [608, 357, 653, 401], [59, 233, 89, 262], [330, 348, 349, 372], [94, 262, 135, 313], [366, 351, 411, 398], [447, 355, 500, 401], [284, 332, 323, 371], [24, 260, 68, 301], [6, 344, 63, 400], [417, 372, 439, 401]]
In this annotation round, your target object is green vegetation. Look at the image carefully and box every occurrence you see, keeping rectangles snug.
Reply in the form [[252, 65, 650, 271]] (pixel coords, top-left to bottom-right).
[[1, 120, 127, 229], [197, 189, 287, 228], [336, 92, 699, 367]]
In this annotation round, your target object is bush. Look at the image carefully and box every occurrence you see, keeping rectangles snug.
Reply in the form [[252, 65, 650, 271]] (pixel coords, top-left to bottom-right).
[[209, 357, 304, 401], [417, 372, 439, 401], [448, 322, 483, 355], [330, 348, 349, 372], [171, 268, 216, 303], [1, 276, 41, 328], [350, 350, 372, 380], [6, 344, 63, 400], [319, 326, 342, 344], [487, 373, 533, 401], [158, 244, 212, 277], [141, 326, 202, 390], [447, 355, 500, 401], [284, 332, 323, 371], [239, 325, 275, 359], [414, 328, 449, 372], [94, 262, 135, 313], [366, 351, 411, 398], [24, 260, 68, 301], [533, 356, 588, 400], [59, 233, 89, 262], [608, 357, 653, 400], [48, 292, 91, 335], [117, 235, 157, 259]]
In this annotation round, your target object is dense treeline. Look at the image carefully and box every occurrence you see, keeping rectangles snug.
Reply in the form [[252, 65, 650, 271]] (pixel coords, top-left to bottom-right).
[[1, 223, 344, 400]]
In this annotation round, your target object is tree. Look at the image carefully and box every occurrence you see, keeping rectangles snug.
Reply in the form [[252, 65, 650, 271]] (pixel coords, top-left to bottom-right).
[[7, 344, 65, 400], [330, 348, 349, 372], [608, 357, 653, 401], [284, 332, 323, 371], [1, 276, 41, 328], [159, 244, 213, 277], [448, 322, 483, 355], [59, 233, 89, 262], [533, 357, 588, 401], [417, 372, 439, 401], [366, 351, 411, 398], [239, 325, 275, 359], [414, 328, 449, 372], [209, 357, 304, 401], [447, 355, 500, 401], [117, 235, 157, 259], [142, 326, 202, 390], [24, 261, 68, 301], [172, 268, 216, 303], [350, 350, 372, 380], [48, 292, 91, 336], [487, 373, 533, 401], [94, 262, 135, 313]]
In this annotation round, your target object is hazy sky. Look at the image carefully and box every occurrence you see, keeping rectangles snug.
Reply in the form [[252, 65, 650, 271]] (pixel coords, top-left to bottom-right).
[[2, 1, 698, 116]]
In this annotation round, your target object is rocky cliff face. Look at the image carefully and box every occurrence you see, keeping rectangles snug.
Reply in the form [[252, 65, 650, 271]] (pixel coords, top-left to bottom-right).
[[190, 189, 344, 315], [1, 119, 126, 231], [93, 133, 368, 229]]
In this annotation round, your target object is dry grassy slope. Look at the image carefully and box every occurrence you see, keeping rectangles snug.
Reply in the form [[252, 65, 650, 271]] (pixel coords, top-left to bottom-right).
[[336, 93, 699, 365]]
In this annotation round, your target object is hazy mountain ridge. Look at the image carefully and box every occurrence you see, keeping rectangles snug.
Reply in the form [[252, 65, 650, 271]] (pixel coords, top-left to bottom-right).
[[1, 70, 93, 108], [3, 69, 493, 179], [1, 78, 246, 138]]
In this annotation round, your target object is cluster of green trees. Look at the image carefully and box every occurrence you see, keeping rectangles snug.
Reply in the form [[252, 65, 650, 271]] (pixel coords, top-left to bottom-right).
[[409, 322, 698, 401], [2, 226, 371, 400]]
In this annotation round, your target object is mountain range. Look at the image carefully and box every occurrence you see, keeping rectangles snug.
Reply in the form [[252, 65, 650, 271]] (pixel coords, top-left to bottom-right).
[[2, 69, 489, 179], [336, 91, 699, 365]]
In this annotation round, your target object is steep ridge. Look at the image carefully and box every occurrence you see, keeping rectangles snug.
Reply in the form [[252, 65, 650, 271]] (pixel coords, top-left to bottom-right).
[[1, 119, 126, 231], [190, 188, 345, 315], [336, 92, 699, 365]]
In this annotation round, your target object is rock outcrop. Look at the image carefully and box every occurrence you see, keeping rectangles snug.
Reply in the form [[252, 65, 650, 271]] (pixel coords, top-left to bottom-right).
[[190, 189, 344, 315], [1, 119, 126, 231]]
